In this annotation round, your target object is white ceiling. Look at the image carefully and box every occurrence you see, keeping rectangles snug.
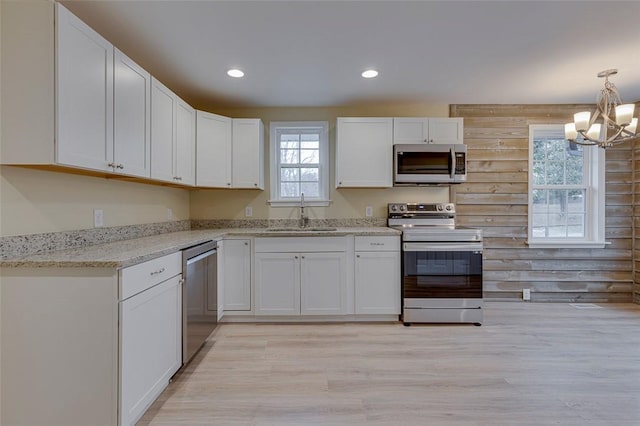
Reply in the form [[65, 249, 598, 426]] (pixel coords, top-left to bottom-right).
[[60, 0, 640, 109]]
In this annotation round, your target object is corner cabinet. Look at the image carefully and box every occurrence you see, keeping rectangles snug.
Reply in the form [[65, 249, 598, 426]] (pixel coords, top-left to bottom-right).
[[151, 77, 195, 186], [393, 117, 463, 144], [254, 237, 349, 316], [195, 114, 264, 189], [335, 117, 393, 188]]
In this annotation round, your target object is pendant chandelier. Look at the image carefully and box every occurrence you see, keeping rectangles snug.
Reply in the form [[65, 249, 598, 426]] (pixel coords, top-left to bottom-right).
[[564, 69, 638, 149]]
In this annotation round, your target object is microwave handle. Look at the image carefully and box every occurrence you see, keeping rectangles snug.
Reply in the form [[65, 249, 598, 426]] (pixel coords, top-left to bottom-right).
[[450, 147, 456, 179]]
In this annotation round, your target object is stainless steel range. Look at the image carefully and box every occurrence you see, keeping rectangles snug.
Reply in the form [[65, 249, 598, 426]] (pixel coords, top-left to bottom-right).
[[388, 203, 483, 326]]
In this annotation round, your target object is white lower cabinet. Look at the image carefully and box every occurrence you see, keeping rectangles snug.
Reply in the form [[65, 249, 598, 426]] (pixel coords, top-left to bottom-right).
[[0, 252, 183, 426], [120, 274, 182, 426], [223, 239, 252, 311], [254, 237, 348, 316], [355, 236, 401, 315]]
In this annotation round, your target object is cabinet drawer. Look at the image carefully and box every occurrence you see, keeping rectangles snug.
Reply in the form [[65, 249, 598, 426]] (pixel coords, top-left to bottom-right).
[[355, 236, 400, 251], [254, 237, 346, 253], [120, 252, 181, 300]]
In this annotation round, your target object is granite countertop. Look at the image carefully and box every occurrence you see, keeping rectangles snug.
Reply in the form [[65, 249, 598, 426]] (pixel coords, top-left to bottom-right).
[[1, 227, 401, 269]]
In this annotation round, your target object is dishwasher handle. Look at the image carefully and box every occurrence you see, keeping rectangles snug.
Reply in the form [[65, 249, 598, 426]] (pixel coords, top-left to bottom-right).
[[186, 249, 217, 266]]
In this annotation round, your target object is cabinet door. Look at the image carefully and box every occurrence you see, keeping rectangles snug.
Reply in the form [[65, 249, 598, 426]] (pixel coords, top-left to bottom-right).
[[196, 111, 232, 188], [393, 118, 429, 144], [113, 48, 151, 178], [232, 119, 264, 189], [428, 118, 463, 144], [355, 251, 401, 315], [335, 117, 393, 188], [175, 98, 196, 186], [120, 275, 182, 426], [300, 252, 348, 315], [150, 78, 177, 183], [254, 253, 299, 315], [56, 3, 113, 171], [223, 239, 252, 311], [216, 241, 225, 320]]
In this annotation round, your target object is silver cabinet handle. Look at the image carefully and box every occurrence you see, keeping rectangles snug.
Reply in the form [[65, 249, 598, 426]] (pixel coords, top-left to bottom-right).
[[107, 162, 116, 168], [116, 164, 124, 169], [356, 254, 360, 258], [244, 242, 249, 246], [150, 267, 165, 276], [254, 183, 258, 187], [294, 256, 298, 259], [301, 255, 305, 259]]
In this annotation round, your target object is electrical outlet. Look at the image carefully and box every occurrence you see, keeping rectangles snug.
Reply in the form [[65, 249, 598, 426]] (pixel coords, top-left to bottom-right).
[[167, 208, 173, 220], [365, 206, 373, 217], [245, 206, 253, 217], [523, 288, 531, 301], [94, 209, 104, 228]]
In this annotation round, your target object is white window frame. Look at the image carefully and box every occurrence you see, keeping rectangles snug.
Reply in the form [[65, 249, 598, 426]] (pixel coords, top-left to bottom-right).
[[268, 121, 330, 206], [527, 124, 606, 248]]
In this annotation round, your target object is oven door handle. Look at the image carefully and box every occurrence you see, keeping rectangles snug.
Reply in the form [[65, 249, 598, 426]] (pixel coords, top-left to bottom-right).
[[403, 242, 482, 252]]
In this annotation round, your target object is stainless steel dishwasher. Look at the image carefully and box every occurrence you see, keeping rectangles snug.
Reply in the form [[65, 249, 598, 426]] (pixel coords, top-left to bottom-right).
[[182, 240, 218, 365]]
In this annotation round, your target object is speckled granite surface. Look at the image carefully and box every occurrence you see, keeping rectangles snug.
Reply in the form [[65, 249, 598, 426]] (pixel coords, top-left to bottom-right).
[[191, 218, 387, 229], [1, 220, 399, 269]]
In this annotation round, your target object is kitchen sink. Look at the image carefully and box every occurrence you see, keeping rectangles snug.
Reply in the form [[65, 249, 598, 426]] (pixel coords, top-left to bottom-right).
[[265, 227, 337, 232]]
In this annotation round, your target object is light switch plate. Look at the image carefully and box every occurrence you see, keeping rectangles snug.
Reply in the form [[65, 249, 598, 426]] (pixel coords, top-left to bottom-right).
[[167, 208, 173, 220], [245, 206, 253, 217], [523, 288, 531, 301], [94, 209, 104, 228]]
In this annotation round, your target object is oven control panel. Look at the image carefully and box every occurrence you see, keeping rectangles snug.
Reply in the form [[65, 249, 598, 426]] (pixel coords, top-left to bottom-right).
[[388, 203, 455, 216]]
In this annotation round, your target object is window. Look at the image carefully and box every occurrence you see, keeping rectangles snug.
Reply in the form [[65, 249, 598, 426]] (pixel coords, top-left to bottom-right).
[[528, 125, 605, 248], [269, 121, 330, 206]]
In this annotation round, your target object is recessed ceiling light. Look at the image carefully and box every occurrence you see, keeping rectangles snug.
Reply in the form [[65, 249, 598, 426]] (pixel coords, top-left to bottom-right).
[[361, 69, 379, 79], [227, 69, 245, 78]]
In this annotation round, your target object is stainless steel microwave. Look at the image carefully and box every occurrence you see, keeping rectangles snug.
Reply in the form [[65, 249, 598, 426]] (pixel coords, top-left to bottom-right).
[[393, 144, 467, 185]]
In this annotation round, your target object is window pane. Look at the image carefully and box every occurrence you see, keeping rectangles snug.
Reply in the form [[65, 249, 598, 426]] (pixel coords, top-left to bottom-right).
[[301, 182, 319, 197], [568, 189, 585, 213], [548, 213, 567, 237], [546, 161, 564, 185], [533, 161, 545, 185], [547, 140, 565, 161], [280, 149, 299, 164], [280, 167, 299, 182], [280, 134, 300, 149], [548, 189, 567, 214], [280, 182, 300, 198], [533, 140, 545, 161], [532, 189, 548, 213], [567, 214, 585, 237], [300, 149, 319, 164], [300, 167, 319, 182], [566, 150, 584, 185], [301, 141, 319, 149]]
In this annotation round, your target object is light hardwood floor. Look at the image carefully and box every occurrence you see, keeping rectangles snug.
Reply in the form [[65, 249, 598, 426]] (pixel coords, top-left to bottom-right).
[[139, 302, 640, 425]]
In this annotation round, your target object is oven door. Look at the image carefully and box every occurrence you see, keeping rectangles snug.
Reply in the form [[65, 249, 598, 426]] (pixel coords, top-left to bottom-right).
[[402, 242, 482, 299]]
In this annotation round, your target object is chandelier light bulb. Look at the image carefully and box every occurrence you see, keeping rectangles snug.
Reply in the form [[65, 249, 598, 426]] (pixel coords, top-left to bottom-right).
[[615, 104, 635, 126], [574, 111, 591, 132], [564, 123, 578, 140], [586, 123, 602, 140], [627, 118, 638, 135]]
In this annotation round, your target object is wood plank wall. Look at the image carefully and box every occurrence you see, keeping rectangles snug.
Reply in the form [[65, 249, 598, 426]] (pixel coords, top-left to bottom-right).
[[634, 133, 640, 304], [450, 104, 633, 302]]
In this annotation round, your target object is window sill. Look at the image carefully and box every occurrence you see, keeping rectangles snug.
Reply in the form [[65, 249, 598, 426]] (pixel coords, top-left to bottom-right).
[[526, 240, 609, 249], [267, 199, 332, 207]]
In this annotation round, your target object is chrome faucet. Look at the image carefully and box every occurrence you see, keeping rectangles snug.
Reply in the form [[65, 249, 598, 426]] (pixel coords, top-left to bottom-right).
[[299, 192, 309, 228]]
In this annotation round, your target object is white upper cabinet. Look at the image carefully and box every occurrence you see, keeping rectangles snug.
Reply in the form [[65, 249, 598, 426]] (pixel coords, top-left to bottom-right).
[[113, 48, 151, 178], [393, 117, 463, 144], [175, 99, 196, 186], [232, 119, 264, 189], [335, 117, 393, 188], [56, 3, 114, 171], [151, 77, 195, 186], [196, 111, 232, 188]]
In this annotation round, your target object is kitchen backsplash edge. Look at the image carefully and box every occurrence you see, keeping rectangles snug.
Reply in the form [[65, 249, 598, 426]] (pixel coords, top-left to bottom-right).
[[1, 218, 388, 260]]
